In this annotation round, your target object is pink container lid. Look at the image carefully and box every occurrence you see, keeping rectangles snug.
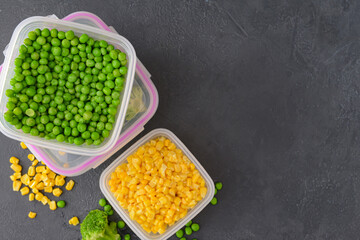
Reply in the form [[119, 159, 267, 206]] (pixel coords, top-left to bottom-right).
[[0, 12, 158, 176]]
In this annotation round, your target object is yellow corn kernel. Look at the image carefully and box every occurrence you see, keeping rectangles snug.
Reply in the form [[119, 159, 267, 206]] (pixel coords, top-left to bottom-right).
[[10, 164, 22, 173], [36, 182, 45, 190], [47, 172, 56, 179], [55, 175, 65, 186], [41, 196, 49, 205], [20, 142, 27, 149], [32, 188, 39, 194], [65, 180, 75, 191], [28, 154, 35, 161], [44, 186, 53, 193], [43, 167, 51, 174], [20, 174, 31, 185], [69, 217, 79, 226], [29, 180, 36, 189], [41, 161, 45, 165], [28, 211, 36, 219], [53, 188, 62, 197], [49, 200, 57, 210], [35, 192, 43, 201], [29, 193, 34, 201], [36, 166, 45, 173], [14, 172, 21, 179], [28, 166, 35, 177], [10, 175, 16, 181], [32, 160, 39, 166], [41, 173, 49, 182], [13, 180, 22, 191], [34, 173, 41, 182], [9, 156, 19, 164], [20, 186, 30, 195]]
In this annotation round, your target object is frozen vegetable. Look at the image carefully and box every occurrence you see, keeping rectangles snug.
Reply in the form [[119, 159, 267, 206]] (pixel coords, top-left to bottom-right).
[[80, 209, 120, 240], [5, 28, 129, 145], [109, 137, 207, 234]]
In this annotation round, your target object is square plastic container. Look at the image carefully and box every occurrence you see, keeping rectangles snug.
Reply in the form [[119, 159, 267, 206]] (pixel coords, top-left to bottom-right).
[[0, 12, 158, 176], [0, 15, 137, 156], [100, 128, 215, 240]]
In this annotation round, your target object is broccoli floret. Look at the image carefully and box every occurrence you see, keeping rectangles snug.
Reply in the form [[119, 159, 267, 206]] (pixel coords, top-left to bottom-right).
[[80, 209, 120, 240]]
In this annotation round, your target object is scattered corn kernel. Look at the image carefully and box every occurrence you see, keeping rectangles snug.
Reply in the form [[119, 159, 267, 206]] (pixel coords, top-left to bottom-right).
[[69, 217, 79, 226], [43, 167, 51, 174], [14, 172, 21, 179], [28, 166, 35, 177], [10, 164, 22, 173], [55, 175, 65, 186], [28, 211, 36, 219], [10, 175, 16, 181], [20, 142, 28, 149], [35, 192, 43, 201], [109, 137, 207, 233], [32, 160, 39, 166], [44, 186, 53, 193], [27, 154, 35, 161], [41, 161, 45, 165], [49, 200, 57, 210], [41, 196, 50, 205], [9, 156, 19, 164], [13, 180, 22, 191], [48, 172, 56, 179], [53, 188, 62, 197], [20, 174, 30, 185], [65, 180, 75, 191], [36, 182, 45, 191], [34, 173, 41, 182], [29, 193, 35, 201], [20, 186, 30, 195], [36, 166, 46, 173], [32, 188, 39, 194]]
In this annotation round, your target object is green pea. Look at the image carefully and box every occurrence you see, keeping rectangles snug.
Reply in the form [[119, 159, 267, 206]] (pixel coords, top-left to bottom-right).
[[99, 198, 107, 207], [176, 230, 184, 238], [185, 227, 192, 235], [191, 223, 200, 232], [210, 197, 217, 205], [57, 200, 66, 208], [186, 221, 192, 227], [79, 34, 89, 43], [65, 30, 75, 40], [117, 220, 125, 229], [124, 234, 130, 240], [215, 182, 223, 190]]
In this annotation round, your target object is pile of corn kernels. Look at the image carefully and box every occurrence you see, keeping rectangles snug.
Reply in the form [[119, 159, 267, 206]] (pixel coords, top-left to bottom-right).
[[9, 142, 75, 218], [109, 137, 207, 234]]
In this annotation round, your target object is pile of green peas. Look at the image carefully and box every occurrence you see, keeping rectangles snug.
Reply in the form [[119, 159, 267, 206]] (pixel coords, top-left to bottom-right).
[[4, 28, 128, 145]]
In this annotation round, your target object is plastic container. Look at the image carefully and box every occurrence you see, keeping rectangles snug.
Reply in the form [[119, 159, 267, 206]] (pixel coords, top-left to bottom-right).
[[100, 128, 215, 240], [4, 12, 159, 176], [0, 15, 137, 156]]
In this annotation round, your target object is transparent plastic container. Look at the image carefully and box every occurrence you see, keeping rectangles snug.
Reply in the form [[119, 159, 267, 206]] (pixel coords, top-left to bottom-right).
[[0, 12, 158, 176], [100, 128, 215, 240], [0, 15, 137, 156]]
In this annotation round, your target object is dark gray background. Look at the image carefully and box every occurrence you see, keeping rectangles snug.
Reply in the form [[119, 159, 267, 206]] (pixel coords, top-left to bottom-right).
[[0, 0, 358, 239]]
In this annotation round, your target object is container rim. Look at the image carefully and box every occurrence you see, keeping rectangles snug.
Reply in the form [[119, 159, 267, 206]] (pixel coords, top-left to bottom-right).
[[99, 128, 215, 240], [0, 15, 137, 156]]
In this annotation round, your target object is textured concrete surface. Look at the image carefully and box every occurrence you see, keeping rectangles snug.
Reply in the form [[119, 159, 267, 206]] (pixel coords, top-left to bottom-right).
[[0, 0, 360, 239]]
